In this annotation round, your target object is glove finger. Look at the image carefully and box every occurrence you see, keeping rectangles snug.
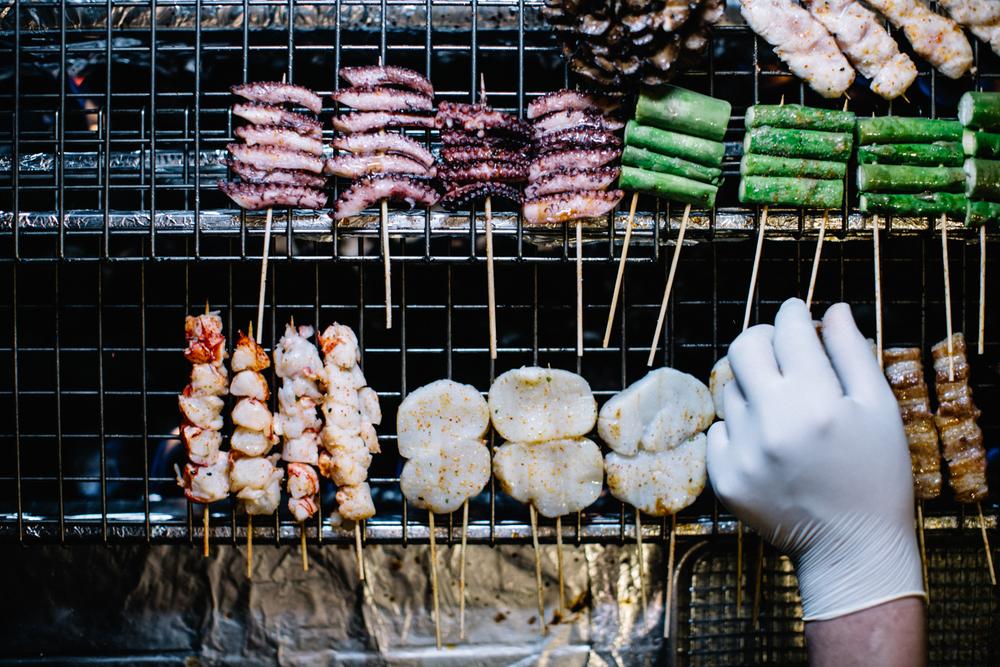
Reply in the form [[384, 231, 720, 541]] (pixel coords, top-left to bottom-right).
[[727, 324, 780, 406], [706, 421, 735, 502], [822, 302, 891, 403], [772, 298, 842, 395]]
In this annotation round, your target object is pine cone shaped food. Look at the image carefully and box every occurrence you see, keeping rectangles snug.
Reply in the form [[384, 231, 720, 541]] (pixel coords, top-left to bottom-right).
[[543, 0, 724, 90]]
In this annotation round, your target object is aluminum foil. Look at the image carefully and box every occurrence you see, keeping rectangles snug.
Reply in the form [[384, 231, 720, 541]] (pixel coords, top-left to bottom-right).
[[3, 539, 681, 666], [1, 1, 547, 33]]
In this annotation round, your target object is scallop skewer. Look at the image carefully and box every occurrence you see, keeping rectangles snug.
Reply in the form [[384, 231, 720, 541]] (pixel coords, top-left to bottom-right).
[[397, 379, 491, 648], [490, 367, 602, 637]]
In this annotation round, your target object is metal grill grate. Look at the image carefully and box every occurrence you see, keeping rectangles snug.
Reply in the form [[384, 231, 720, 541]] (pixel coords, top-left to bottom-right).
[[1, 1, 999, 664]]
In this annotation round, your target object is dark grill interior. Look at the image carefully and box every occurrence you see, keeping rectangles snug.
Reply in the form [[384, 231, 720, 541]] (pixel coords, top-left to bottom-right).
[[1, 1, 998, 664]]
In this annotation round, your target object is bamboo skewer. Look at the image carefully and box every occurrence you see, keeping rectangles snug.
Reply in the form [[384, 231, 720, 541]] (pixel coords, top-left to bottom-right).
[[529, 505, 548, 636], [635, 512, 648, 632], [743, 207, 768, 332], [806, 209, 828, 310], [577, 221, 584, 357], [486, 196, 497, 359], [203, 507, 210, 557], [736, 520, 743, 610], [980, 224, 986, 356], [382, 199, 392, 329], [752, 536, 763, 631], [246, 514, 253, 579], [941, 217, 955, 382], [977, 503, 997, 585], [663, 514, 676, 639], [355, 522, 366, 581], [428, 513, 443, 650], [917, 500, 928, 594], [556, 515, 565, 618], [874, 215, 883, 368], [647, 203, 692, 367], [460, 500, 470, 639], [256, 208, 273, 341], [604, 193, 639, 348], [301, 523, 309, 572]]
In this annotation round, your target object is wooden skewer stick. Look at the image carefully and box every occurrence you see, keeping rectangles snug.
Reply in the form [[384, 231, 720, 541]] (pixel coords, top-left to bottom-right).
[[428, 513, 443, 650], [460, 500, 470, 639], [556, 515, 565, 618], [486, 196, 498, 359], [604, 193, 639, 348], [874, 215, 884, 369], [806, 209, 828, 310], [743, 207, 768, 333], [736, 520, 743, 610], [203, 506, 210, 557], [980, 224, 986, 356], [647, 203, 692, 367], [301, 523, 309, 572], [752, 535, 764, 631], [529, 505, 548, 636], [977, 502, 997, 585], [917, 500, 928, 594], [577, 221, 584, 357], [941, 216, 955, 381], [663, 513, 676, 638], [247, 513, 253, 579], [635, 511, 648, 632], [382, 199, 392, 330], [355, 522, 366, 581], [256, 207, 273, 345]]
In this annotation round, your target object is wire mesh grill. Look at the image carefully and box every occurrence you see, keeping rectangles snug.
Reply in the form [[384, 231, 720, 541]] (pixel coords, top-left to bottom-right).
[[1, 0, 999, 664]]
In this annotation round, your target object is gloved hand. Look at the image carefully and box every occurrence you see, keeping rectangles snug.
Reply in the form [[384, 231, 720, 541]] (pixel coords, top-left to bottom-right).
[[706, 298, 925, 621]]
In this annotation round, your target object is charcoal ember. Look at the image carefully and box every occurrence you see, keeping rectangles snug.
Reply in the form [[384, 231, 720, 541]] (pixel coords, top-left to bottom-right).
[[547, 0, 724, 90]]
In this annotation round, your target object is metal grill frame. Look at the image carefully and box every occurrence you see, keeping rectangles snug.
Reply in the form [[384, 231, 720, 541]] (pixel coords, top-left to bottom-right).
[[1, 0, 999, 664]]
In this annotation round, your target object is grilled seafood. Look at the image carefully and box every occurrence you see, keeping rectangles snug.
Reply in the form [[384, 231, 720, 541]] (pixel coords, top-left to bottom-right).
[[234, 124, 325, 156], [330, 131, 435, 167], [523, 166, 621, 199], [231, 81, 323, 115], [232, 102, 322, 139], [339, 65, 435, 97], [883, 347, 942, 499], [218, 181, 328, 211], [330, 85, 434, 112], [333, 174, 440, 219], [522, 189, 625, 225]]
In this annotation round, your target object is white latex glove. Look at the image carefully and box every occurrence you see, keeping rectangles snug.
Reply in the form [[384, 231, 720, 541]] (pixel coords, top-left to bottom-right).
[[707, 298, 925, 621]]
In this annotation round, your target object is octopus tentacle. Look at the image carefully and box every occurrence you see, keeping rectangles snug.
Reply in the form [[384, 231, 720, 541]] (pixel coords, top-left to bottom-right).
[[227, 143, 325, 174], [231, 82, 323, 115], [533, 110, 625, 138], [339, 66, 434, 97], [330, 86, 434, 112], [330, 131, 435, 167], [435, 101, 533, 140], [232, 103, 322, 139], [527, 147, 622, 182], [331, 111, 436, 134], [219, 180, 328, 211], [437, 160, 530, 185], [440, 146, 528, 164], [222, 159, 327, 189], [523, 166, 621, 199], [440, 182, 524, 211], [536, 127, 622, 155], [522, 189, 624, 225], [333, 174, 440, 219], [323, 152, 437, 179], [526, 89, 624, 120]]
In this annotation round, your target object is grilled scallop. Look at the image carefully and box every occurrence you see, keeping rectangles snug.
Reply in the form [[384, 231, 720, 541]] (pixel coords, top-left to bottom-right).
[[605, 434, 708, 516], [488, 367, 598, 443], [493, 437, 604, 518], [598, 367, 715, 456], [709, 356, 733, 420], [397, 380, 491, 514]]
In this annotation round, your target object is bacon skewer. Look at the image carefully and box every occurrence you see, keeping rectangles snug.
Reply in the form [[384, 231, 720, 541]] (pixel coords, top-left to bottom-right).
[[176, 308, 231, 557]]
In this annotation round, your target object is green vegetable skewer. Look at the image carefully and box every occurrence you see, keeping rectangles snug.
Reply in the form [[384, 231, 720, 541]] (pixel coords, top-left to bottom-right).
[[623, 145, 722, 184], [857, 164, 965, 194], [858, 142, 963, 166], [740, 153, 846, 180], [620, 165, 718, 208], [625, 120, 725, 168], [963, 130, 1000, 159], [855, 117, 962, 145], [959, 91, 1000, 132], [636, 86, 732, 142], [965, 158, 1000, 201], [967, 199, 1000, 226], [745, 104, 856, 133], [744, 126, 853, 162], [859, 192, 966, 217], [739, 176, 844, 209]]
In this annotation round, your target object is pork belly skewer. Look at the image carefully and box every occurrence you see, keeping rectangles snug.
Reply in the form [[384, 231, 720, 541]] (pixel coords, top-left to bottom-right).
[[229, 327, 282, 579], [883, 347, 941, 591], [397, 380, 491, 648], [489, 367, 602, 635], [317, 323, 381, 581], [599, 368, 715, 636], [330, 66, 438, 330], [931, 334, 996, 585], [274, 322, 326, 571], [437, 78, 531, 359], [176, 309, 231, 557]]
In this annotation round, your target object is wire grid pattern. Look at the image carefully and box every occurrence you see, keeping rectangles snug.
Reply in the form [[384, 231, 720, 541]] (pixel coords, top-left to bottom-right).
[[681, 537, 1000, 667], [1, 1, 1000, 662]]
